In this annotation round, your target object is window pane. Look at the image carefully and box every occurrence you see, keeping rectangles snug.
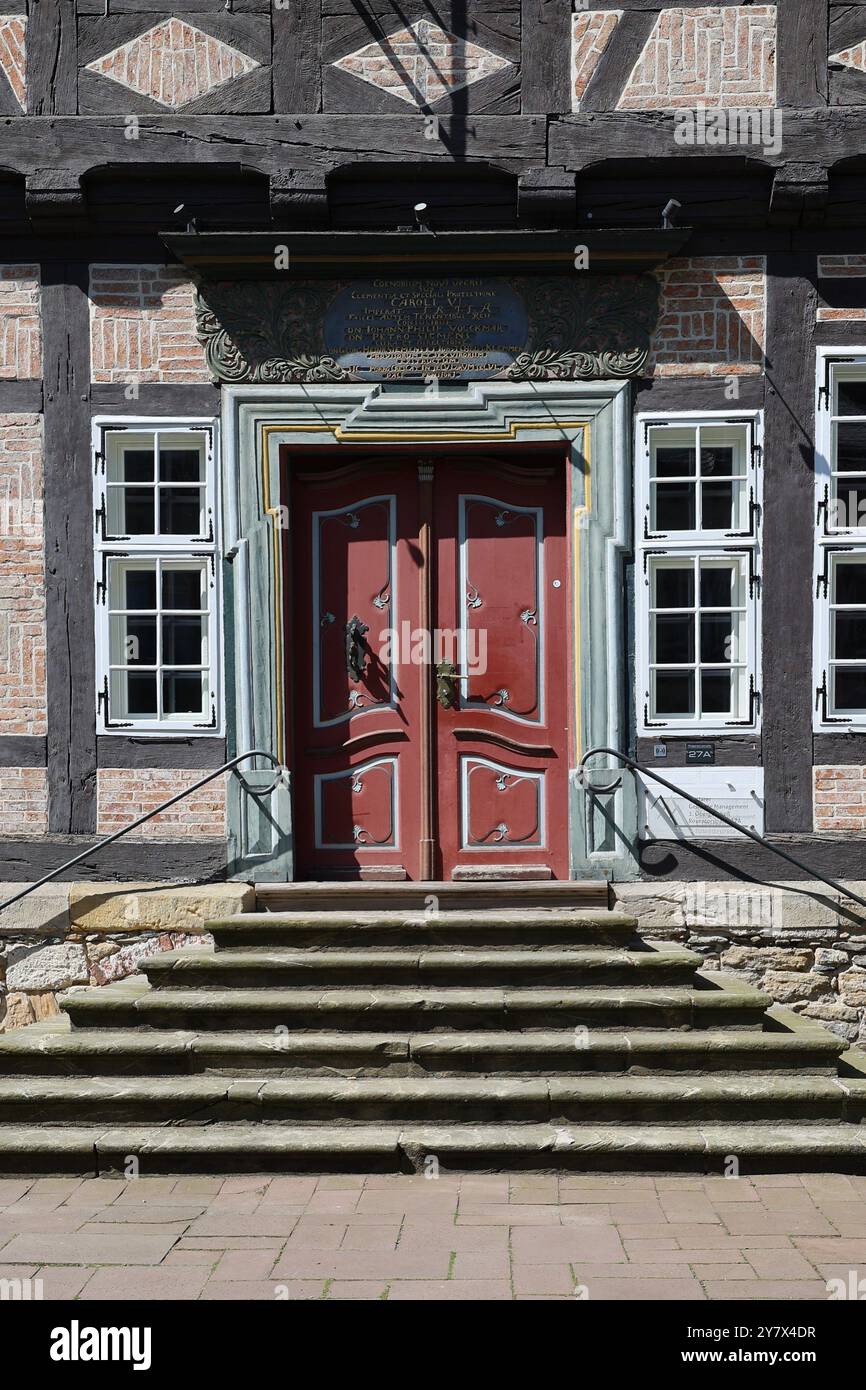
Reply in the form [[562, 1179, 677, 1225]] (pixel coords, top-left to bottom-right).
[[163, 614, 206, 666], [159, 447, 202, 483], [111, 670, 157, 719], [110, 614, 157, 666], [701, 671, 733, 715], [835, 560, 866, 606], [122, 489, 155, 535], [653, 565, 694, 609], [700, 563, 737, 608], [162, 566, 204, 610], [163, 672, 205, 716], [836, 422, 866, 473], [122, 449, 155, 482], [106, 486, 156, 536], [834, 667, 866, 711], [654, 671, 694, 716], [159, 487, 204, 535], [701, 480, 736, 529], [834, 613, 866, 661], [653, 445, 695, 477], [654, 614, 694, 664], [653, 481, 695, 530], [123, 568, 157, 610], [831, 481, 866, 529], [700, 445, 734, 477], [836, 379, 866, 416], [700, 614, 733, 664]]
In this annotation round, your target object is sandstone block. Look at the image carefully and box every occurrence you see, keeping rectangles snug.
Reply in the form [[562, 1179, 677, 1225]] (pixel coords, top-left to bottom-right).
[[5, 941, 88, 991], [760, 971, 832, 1003], [721, 946, 813, 972], [839, 971, 866, 1006], [68, 882, 253, 935], [0, 990, 34, 1029], [0, 883, 69, 934]]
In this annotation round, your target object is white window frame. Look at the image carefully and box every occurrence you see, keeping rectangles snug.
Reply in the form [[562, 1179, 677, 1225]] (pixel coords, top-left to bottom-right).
[[92, 417, 223, 736], [814, 349, 866, 729], [635, 410, 762, 735]]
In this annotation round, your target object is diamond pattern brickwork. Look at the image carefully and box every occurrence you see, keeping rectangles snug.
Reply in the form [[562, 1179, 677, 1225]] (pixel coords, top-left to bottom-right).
[[84, 16, 259, 110], [618, 6, 777, 110], [332, 18, 512, 107]]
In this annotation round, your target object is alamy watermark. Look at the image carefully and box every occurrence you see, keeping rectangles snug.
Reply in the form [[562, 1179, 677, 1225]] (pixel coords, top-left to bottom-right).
[[378, 621, 488, 676], [684, 884, 776, 930], [674, 103, 782, 158]]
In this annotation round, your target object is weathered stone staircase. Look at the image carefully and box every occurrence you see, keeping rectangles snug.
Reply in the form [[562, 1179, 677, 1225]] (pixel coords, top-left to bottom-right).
[[1, 882, 866, 1175]]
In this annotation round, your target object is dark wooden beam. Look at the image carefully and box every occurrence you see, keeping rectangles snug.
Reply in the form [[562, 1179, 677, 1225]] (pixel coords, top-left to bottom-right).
[[0, 381, 42, 412], [25, 0, 78, 116], [633, 376, 766, 412], [0, 736, 46, 768], [0, 110, 863, 183], [639, 834, 866, 883], [90, 384, 220, 415], [522, 1, 569, 113], [0, 837, 228, 883], [580, 12, 656, 113], [816, 319, 866, 345], [761, 253, 818, 833], [814, 733, 866, 764], [0, 115, 546, 177], [777, 0, 829, 107], [42, 264, 97, 836], [97, 737, 228, 769], [273, 0, 322, 113], [550, 110, 865, 171]]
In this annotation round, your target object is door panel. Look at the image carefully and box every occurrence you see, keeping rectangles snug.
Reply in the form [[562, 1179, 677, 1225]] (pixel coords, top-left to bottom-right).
[[290, 453, 569, 880], [460, 494, 544, 723], [292, 461, 422, 878], [313, 495, 396, 725], [435, 460, 570, 879]]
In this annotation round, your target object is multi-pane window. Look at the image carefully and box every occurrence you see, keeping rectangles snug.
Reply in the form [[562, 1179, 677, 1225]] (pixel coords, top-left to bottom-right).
[[815, 357, 866, 725], [646, 423, 752, 537], [648, 555, 750, 722], [825, 555, 866, 716], [637, 415, 761, 732], [94, 422, 220, 733]]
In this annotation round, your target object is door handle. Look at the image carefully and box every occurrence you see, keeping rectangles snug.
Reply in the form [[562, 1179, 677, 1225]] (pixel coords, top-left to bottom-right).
[[436, 660, 467, 710], [345, 615, 370, 682]]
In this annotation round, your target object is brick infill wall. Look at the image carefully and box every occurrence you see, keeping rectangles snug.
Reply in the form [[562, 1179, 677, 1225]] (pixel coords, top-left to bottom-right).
[[96, 769, 227, 838]]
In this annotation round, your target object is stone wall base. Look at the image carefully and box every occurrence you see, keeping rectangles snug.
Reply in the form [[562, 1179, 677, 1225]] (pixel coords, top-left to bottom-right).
[[615, 879, 866, 1046], [0, 881, 253, 1032]]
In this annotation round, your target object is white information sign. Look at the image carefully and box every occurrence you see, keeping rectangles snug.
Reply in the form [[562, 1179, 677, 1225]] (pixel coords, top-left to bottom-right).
[[639, 767, 765, 841]]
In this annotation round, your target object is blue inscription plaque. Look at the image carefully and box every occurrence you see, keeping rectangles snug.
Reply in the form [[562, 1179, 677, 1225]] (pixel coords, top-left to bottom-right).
[[323, 278, 529, 380]]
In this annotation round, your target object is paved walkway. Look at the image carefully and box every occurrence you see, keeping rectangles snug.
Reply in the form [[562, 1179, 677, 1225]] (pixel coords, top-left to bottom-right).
[[1, 1172, 866, 1300]]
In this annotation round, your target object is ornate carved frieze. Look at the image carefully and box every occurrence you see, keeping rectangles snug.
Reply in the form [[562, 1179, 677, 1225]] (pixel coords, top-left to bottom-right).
[[194, 274, 660, 384]]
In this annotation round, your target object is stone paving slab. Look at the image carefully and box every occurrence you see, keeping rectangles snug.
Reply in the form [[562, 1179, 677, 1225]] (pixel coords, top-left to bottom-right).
[[0, 1173, 865, 1299]]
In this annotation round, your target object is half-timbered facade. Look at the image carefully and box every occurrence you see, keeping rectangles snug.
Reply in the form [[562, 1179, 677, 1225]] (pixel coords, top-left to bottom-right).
[[2, 2, 866, 1018]]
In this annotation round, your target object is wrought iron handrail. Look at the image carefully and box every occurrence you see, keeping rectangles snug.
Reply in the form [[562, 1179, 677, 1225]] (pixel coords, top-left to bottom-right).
[[578, 745, 866, 912], [0, 750, 287, 917]]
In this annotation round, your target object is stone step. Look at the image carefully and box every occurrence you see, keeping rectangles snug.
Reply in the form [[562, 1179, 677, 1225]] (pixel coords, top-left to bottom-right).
[[1, 1121, 865, 1176], [59, 974, 770, 1032], [142, 945, 702, 989], [0, 1073, 860, 1125], [254, 880, 611, 913], [0, 1017, 846, 1078], [408, 1023, 849, 1075], [208, 909, 639, 951]]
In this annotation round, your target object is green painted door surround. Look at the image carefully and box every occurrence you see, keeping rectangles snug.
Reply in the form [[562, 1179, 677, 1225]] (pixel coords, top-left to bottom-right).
[[221, 381, 639, 881]]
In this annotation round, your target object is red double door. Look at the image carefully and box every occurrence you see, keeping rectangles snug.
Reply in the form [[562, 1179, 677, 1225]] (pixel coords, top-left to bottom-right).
[[289, 452, 570, 881]]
